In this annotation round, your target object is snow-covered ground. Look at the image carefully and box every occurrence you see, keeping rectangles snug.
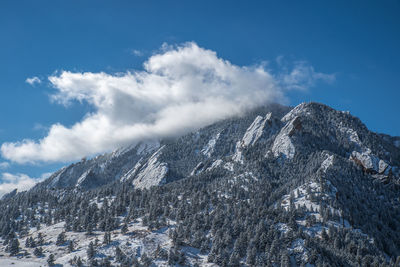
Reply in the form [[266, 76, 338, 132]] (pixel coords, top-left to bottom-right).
[[0, 215, 212, 267], [0, 258, 43, 267]]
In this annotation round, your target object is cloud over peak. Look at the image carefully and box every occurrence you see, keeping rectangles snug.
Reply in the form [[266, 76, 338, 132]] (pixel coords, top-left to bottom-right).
[[2, 42, 333, 164]]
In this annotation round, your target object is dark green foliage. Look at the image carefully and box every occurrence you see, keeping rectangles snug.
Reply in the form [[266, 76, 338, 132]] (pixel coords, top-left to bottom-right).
[[47, 254, 55, 266]]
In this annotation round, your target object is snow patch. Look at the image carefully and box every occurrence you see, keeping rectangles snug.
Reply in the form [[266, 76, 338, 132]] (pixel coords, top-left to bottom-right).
[[339, 126, 362, 148], [272, 134, 295, 159], [133, 146, 168, 189], [201, 133, 220, 158], [232, 141, 244, 163], [276, 223, 290, 234], [206, 159, 223, 172], [223, 162, 234, 172], [282, 103, 310, 122], [120, 159, 143, 182], [233, 113, 275, 163], [0, 259, 42, 267], [190, 162, 205, 176], [351, 151, 380, 173], [320, 155, 334, 173], [271, 117, 300, 159], [76, 168, 93, 187], [242, 113, 271, 147], [341, 125, 391, 175]]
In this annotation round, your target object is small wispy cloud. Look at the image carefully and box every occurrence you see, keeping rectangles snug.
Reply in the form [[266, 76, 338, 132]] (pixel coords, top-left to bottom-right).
[[26, 76, 42, 85], [33, 123, 48, 131], [130, 49, 144, 57], [275, 56, 335, 91]]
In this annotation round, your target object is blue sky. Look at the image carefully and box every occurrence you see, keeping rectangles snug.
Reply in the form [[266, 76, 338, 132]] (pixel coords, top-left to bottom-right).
[[0, 0, 399, 194]]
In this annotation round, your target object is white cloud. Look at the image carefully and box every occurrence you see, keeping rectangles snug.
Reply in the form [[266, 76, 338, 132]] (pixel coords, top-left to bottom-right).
[[131, 49, 144, 56], [276, 58, 335, 91], [0, 162, 10, 170], [0, 172, 50, 198], [26, 76, 42, 85], [1, 42, 334, 164]]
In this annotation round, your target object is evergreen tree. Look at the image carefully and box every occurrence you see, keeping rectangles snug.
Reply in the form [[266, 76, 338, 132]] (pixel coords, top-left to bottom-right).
[[103, 231, 111, 245], [87, 241, 96, 259], [8, 238, 20, 256], [121, 222, 129, 234], [37, 232, 44, 246], [68, 240, 74, 252], [47, 254, 55, 266], [33, 247, 44, 257], [56, 231, 66, 246]]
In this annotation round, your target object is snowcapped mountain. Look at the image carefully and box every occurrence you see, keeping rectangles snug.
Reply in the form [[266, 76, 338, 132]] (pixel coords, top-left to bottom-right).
[[1, 102, 400, 266]]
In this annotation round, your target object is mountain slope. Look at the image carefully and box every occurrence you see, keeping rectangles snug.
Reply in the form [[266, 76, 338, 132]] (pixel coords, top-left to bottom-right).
[[0, 102, 400, 267]]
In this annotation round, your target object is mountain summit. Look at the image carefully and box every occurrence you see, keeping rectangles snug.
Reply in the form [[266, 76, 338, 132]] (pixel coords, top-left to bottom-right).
[[1, 102, 399, 266]]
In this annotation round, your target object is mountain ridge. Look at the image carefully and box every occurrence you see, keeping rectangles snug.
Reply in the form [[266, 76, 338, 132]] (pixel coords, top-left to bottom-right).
[[1, 101, 400, 266]]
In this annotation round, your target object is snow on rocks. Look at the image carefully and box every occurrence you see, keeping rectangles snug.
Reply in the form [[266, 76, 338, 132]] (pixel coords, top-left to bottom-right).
[[206, 159, 223, 172], [233, 113, 275, 163], [271, 116, 301, 159], [280, 181, 332, 216], [339, 126, 363, 149], [350, 150, 391, 175], [340, 125, 392, 175], [190, 162, 205, 176], [120, 159, 143, 182], [350, 151, 380, 173], [320, 155, 334, 173], [288, 238, 310, 264], [223, 162, 234, 172], [232, 141, 244, 163], [136, 140, 160, 156], [241, 113, 271, 147], [132, 146, 168, 189], [76, 168, 93, 187], [281, 102, 310, 122], [201, 133, 220, 158]]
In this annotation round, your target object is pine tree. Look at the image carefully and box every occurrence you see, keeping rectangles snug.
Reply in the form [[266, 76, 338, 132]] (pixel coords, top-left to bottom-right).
[[103, 231, 111, 245], [68, 240, 74, 252], [87, 241, 96, 259], [121, 222, 129, 234], [37, 232, 44, 246], [56, 231, 66, 246], [47, 254, 55, 266], [115, 246, 125, 262], [33, 247, 44, 257], [9, 238, 20, 256]]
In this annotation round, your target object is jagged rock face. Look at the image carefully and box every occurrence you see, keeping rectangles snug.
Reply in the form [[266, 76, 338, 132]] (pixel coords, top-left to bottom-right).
[[132, 146, 168, 189], [38, 102, 400, 191], [42, 141, 161, 190]]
